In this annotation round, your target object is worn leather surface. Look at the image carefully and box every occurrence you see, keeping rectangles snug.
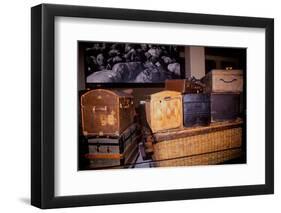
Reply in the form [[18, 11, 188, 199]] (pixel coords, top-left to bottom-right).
[[81, 89, 134, 137]]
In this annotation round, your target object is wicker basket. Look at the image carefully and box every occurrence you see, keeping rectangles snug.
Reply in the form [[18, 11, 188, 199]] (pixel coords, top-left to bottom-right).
[[152, 121, 243, 167], [153, 148, 242, 167]]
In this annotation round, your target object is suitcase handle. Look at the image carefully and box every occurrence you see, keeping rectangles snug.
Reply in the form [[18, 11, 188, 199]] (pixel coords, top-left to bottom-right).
[[92, 106, 107, 111], [120, 103, 131, 109], [219, 78, 237, 83], [164, 96, 171, 101], [120, 100, 133, 109]]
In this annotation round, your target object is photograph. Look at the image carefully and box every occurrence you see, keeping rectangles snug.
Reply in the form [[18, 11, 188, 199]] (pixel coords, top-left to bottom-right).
[[78, 41, 246, 170]]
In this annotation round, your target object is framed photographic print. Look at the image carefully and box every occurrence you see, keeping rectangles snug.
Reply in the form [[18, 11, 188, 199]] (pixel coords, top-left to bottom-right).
[[31, 3, 274, 209]]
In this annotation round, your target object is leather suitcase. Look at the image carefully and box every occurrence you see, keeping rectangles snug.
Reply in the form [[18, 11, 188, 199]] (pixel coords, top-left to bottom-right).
[[145, 90, 183, 133], [84, 123, 140, 169], [210, 93, 241, 122], [204, 69, 243, 93], [183, 93, 210, 127], [81, 89, 135, 137], [165, 79, 203, 93]]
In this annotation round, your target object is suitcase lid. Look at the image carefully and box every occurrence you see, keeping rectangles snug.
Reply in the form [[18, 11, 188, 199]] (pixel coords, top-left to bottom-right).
[[147, 90, 181, 100], [208, 69, 243, 76], [153, 120, 243, 142], [81, 89, 133, 105]]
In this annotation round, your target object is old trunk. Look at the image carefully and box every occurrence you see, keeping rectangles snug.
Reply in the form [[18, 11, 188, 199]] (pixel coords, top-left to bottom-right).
[[81, 89, 135, 137], [210, 93, 241, 122], [151, 121, 243, 167], [84, 123, 140, 169], [165, 79, 203, 93], [145, 90, 183, 133], [204, 69, 243, 93], [183, 93, 210, 127]]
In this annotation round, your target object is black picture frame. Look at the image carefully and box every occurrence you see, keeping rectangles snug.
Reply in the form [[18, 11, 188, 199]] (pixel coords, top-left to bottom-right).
[[31, 3, 274, 209]]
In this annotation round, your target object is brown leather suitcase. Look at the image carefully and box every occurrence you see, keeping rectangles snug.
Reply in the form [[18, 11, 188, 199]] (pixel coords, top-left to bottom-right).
[[210, 93, 241, 122], [81, 89, 135, 137], [165, 79, 203, 93], [84, 123, 141, 169], [145, 90, 183, 133], [204, 69, 243, 93]]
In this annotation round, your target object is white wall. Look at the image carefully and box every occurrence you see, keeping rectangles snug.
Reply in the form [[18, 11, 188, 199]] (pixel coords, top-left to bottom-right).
[[0, 0, 279, 212], [185, 47, 206, 79]]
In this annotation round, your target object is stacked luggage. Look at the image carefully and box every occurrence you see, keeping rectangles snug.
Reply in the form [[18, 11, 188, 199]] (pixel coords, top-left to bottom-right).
[[79, 68, 245, 169], [144, 68, 244, 167], [80, 89, 141, 169], [204, 69, 243, 122]]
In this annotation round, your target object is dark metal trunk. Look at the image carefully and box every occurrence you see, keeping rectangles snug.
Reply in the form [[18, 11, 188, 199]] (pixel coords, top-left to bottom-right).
[[210, 93, 241, 122], [84, 123, 140, 169], [183, 94, 210, 127]]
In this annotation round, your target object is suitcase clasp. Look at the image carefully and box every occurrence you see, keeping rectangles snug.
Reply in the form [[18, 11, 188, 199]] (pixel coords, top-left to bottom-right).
[[93, 106, 107, 111]]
